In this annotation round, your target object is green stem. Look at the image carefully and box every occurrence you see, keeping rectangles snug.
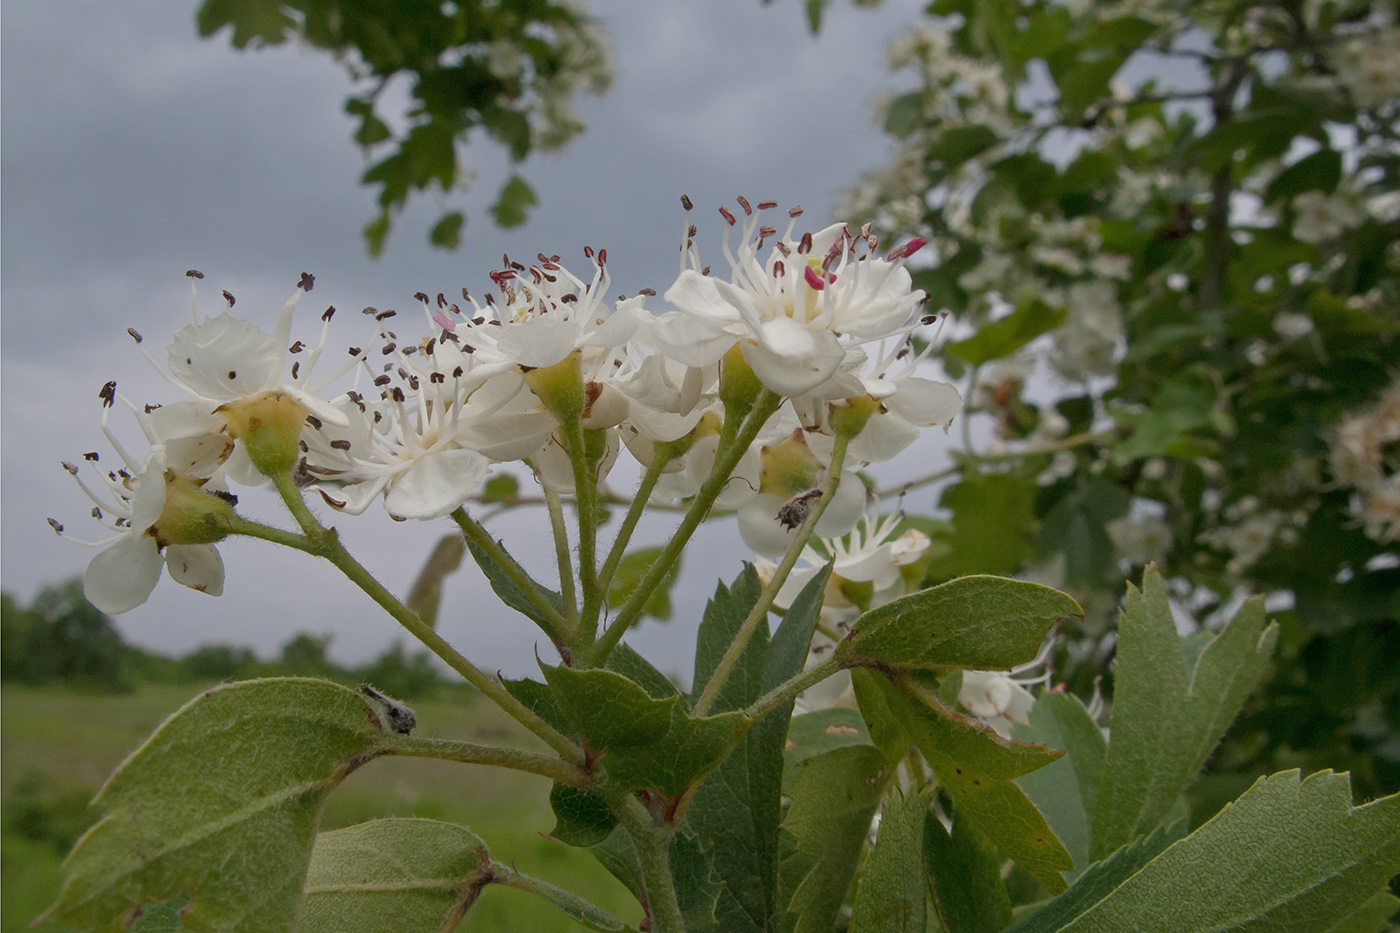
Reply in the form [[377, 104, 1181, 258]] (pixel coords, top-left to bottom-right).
[[616, 795, 684, 933], [226, 515, 316, 553], [742, 655, 843, 725], [693, 431, 849, 717], [451, 507, 571, 639], [266, 474, 580, 764], [560, 420, 603, 642], [542, 478, 580, 627], [387, 735, 586, 787], [589, 453, 670, 636], [489, 862, 641, 933], [589, 391, 783, 666]]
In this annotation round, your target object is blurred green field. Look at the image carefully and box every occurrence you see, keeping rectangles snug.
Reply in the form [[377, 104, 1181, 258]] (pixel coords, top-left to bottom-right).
[[1, 682, 643, 932]]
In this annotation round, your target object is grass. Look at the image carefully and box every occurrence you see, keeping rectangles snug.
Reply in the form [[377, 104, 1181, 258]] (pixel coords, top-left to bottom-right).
[[1, 682, 643, 932]]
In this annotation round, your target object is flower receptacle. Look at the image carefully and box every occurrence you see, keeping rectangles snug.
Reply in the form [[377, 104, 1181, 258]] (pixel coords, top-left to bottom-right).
[[217, 391, 309, 477], [151, 473, 237, 546], [829, 395, 882, 440], [525, 351, 586, 423]]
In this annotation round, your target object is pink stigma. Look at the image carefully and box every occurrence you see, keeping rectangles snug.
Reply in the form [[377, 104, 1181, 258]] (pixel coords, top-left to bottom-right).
[[886, 238, 928, 262]]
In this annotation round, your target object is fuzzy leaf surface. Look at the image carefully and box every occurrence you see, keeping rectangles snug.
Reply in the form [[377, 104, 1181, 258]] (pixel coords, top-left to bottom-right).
[[1013, 692, 1108, 877], [839, 576, 1080, 671], [926, 804, 1014, 933], [543, 664, 745, 797], [42, 679, 392, 933], [1091, 567, 1278, 858], [464, 536, 564, 636], [685, 565, 830, 932], [882, 676, 1072, 893], [849, 787, 928, 933], [779, 744, 893, 933], [1059, 771, 1400, 932]]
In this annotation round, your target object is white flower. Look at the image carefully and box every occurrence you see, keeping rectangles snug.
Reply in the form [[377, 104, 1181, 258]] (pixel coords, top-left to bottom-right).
[[644, 200, 931, 398], [53, 393, 229, 614], [957, 639, 1054, 737], [1292, 191, 1364, 244]]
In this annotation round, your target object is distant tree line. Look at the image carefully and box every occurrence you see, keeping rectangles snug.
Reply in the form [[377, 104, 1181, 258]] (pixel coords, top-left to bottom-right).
[[1, 578, 445, 700]]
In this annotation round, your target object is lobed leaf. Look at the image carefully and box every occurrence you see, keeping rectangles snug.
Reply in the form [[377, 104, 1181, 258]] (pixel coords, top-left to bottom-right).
[[41, 679, 394, 933], [463, 536, 565, 638], [1091, 567, 1278, 859], [607, 547, 684, 622], [1057, 771, 1400, 932]]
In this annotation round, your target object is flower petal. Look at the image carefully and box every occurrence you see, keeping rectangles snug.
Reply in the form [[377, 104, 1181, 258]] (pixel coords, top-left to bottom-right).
[[383, 447, 491, 520], [886, 378, 963, 428], [167, 313, 281, 399], [742, 318, 846, 397], [84, 533, 163, 615], [165, 544, 225, 596]]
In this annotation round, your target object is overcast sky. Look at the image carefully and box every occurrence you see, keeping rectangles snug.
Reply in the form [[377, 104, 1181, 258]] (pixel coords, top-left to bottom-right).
[[1, 0, 961, 680]]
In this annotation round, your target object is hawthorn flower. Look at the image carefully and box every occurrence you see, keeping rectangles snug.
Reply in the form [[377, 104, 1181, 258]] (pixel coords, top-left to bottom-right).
[[307, 320, 554, 520], [644, 198, 933, 399], [134, 272, 375, 482], [52, 385, 236, 614]]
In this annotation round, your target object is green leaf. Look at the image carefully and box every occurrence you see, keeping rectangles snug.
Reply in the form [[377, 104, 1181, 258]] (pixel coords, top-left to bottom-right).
[[851, 668, 913, 763], [884, 92, 925, 139], [850, 787, 929, 933], [363, 211, 391, 258], [1012, 692, 1107, 878], [490, 175, 538, 228], [1266, 148, 1343, 202], [608, 546, 683, 622], [542, 664, 745, 798], [42, 679, 395, 933], [463, 535, 564, 637], [690, 565, 764, 710], [839, 575, 1081, 671], [549, 785, 618, 848], [429, 211, 465, 249], [1058, 771, 1400, 931], [1036, 481, 1129, 588], [925, 804, 1014, 933], [605, 642, 679, 700], [804, 0, 828, 34], [928, 472, 1038, 579], [127, 898, 189, 932], [928, 125, 1000, 167], [946, 303, 1067, 366], [195, 0, 294, 47], [878, 676, 1073, 893], [1005, 822, 1185, 933], [783, 708, 873, 773], [300, 818, 630, 933], [1324, 891, 1400, 933], [298, 818, 490, 931], [685, 566, 830, 932], [1091, 567, 1278, 859], [589, 826, 719, 932], [479, 473, 519, 503], [404, 534, 465, 630], [779, 745, 893, 933]]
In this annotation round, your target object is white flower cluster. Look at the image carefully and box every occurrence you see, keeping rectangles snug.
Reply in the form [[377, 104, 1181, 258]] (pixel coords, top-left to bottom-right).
[[1330, 376, 1400, 543], [54, 202, 963, 614]]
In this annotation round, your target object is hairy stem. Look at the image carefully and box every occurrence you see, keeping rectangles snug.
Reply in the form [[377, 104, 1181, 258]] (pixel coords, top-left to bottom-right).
[[588, 391, 784, 665], [542, 478, 580, 627], [267, 473, 580, 764], [589, 452, 670, 636], [692, 432, 849, 717], [742, 655, 843, 724], [489, 862, 641, 933], [560, 420, 603, 642], [616, 795, 684, 933], [387, 735, 587, 787]]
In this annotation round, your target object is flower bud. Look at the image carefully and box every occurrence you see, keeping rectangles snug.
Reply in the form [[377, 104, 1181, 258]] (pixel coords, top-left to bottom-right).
[[150, 472, 237, 547], [216, 391, 310, 477], [524, 351, 585, 423]]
